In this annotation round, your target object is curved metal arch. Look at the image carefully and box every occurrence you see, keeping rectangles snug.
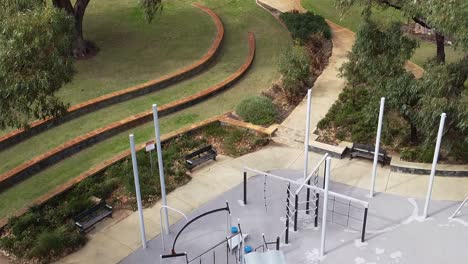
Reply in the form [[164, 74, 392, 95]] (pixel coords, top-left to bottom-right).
[[171, 202, 230, 254]]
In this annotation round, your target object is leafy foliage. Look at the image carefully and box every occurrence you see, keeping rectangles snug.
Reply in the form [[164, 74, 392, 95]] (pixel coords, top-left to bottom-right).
[[320, 15, 468, 162], [236, 96, 278, 126], [277, 45, 311, 102], [340, 16, 418, 86], [334, 0, 468, 62], [0, 5, 74, 129], [279, 11, 331, 42]]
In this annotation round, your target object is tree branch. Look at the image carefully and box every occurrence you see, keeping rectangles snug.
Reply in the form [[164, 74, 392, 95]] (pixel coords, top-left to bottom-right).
[[377, 0, 432, 29]]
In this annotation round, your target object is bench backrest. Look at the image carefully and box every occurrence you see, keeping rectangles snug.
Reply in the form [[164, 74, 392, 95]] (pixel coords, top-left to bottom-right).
[[74, 200, 106, 222], [185, 145, 215, 159], [353, 143, 387, 155]]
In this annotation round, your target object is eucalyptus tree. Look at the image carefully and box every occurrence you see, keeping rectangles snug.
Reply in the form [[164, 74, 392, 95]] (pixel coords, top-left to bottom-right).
[[0, 1, 74, 129], [335, 0, 468, 63], [52, 0, 163, 57], [0, 0, 163, 129]]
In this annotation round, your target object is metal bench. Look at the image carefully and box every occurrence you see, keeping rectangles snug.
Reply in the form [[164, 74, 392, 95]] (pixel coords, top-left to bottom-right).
[[74, 199, 113, 233], [350, 143, 390, 167], [185, 145, 217, 171]]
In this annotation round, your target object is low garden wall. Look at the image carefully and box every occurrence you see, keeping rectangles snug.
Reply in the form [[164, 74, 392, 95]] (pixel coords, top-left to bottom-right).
[[309, 139, 468, 176], [0, 33, 256, 192], [0, 3, 224, 150]]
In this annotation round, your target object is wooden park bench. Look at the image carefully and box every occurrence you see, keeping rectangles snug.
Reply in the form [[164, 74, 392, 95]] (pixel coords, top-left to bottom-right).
[[350, 143, 390, 167], [74, 199, 113, 233], [185, 145, 217, 171]]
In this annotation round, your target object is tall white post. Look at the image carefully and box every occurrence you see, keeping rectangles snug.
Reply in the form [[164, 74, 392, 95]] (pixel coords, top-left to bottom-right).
[[423, 113, 446, 219], [304, 89, 312, 179], [320, 157, 331, 258], [370, 97, 385, 197], [152, 104, 170, 235], [129, 134, 147, 249]]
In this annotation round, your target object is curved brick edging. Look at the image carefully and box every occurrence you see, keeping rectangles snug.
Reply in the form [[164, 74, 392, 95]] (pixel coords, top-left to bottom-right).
[[0, 113, 275, 229], [0, 32, 256, 192], [0, 3, 224, 151]]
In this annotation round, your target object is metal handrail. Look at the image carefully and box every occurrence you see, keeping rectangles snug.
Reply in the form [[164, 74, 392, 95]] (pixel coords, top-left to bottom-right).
[[160, 205, 189, 250], [187, 233, 238, 263], [244, 167, 369, 208]]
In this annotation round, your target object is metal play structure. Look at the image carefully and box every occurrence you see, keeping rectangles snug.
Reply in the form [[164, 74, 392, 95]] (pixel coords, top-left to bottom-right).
[[122, 91, 457, 263], [158, 202, 285, 264], [242, 157, 369, 258], [449, 195, 468, 220]]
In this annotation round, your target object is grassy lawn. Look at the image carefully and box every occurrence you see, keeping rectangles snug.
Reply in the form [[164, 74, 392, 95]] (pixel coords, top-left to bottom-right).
[[301, 0, 464, 66], [56, 0, 216, 105], [0, 0, 215, 136], [0, 0, 291, 218], [0, 44, 240, 175]]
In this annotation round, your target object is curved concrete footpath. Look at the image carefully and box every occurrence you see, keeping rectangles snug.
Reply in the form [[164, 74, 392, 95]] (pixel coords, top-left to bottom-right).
[[281, 20, 355, 132]]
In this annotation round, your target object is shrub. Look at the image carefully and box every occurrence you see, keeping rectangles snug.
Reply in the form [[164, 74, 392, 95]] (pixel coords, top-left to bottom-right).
[[31, 226, 85, 259], [236, 96, 278, 126], [279, 11, 331, 42], [277, 45, 310, 102]]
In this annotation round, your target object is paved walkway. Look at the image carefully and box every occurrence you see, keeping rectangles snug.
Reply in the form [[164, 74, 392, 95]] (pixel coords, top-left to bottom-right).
[[55, 2, 464, 264], [122, 169, 468, 264]]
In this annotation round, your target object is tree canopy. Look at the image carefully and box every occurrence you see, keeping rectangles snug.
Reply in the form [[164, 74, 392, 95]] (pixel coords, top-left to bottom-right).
[[334, 0, 468, 63], [0, 3, 74, 129], [341, 16, 468, 159], [0, 0, 163, 129]]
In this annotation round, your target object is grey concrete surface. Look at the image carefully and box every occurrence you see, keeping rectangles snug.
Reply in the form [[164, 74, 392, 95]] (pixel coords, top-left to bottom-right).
[[121, 169, 468, 264]]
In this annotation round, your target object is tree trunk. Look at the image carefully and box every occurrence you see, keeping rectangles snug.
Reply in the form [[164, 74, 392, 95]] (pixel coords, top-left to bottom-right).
[[435, 32, 446, 64], [53, 0, 97, 59]]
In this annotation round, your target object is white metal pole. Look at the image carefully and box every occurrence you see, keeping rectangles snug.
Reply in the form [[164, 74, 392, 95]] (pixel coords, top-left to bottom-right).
[[152, 104, 170, 235], [449, 196, 468, 219], [129, 134, 147, 249], [423, 113, 446, 219], [370, 97, 385, 198], [320, 157, 331, 258], [304, 89, 312, 179]]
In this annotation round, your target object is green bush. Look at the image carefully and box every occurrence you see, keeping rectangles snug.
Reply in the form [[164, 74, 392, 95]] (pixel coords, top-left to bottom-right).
[[277, 46, 311, 102], [279, 11, 331, 42], [31, 226, 85, 259], [236, 96, 278, 126]]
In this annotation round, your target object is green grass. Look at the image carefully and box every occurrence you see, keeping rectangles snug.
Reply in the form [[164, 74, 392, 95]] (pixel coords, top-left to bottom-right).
[[0, 0, 291, 218], [301, 0, 464, 66], [0, 0, 215, 136], [0, 46, 238, 175], [57, 0, 216, 105]]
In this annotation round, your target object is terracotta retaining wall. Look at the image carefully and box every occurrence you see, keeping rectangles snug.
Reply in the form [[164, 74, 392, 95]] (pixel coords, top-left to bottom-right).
[[0, 3, 224, 151], [0, 114, 274, 229], [0, 32, 256, 192]]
